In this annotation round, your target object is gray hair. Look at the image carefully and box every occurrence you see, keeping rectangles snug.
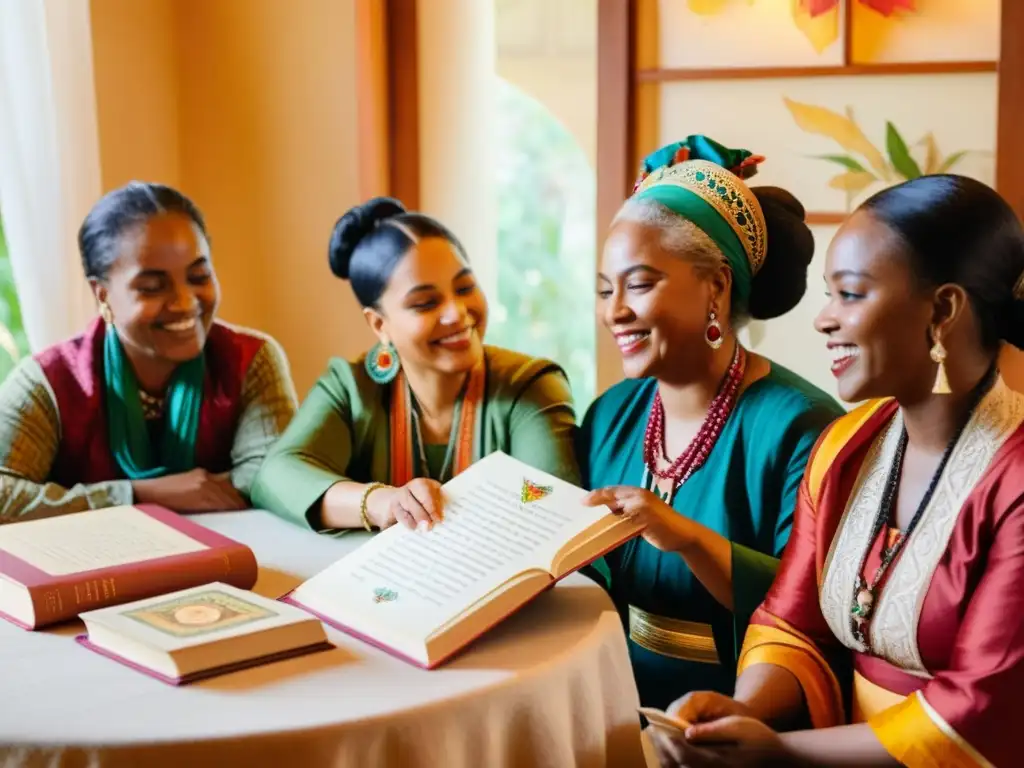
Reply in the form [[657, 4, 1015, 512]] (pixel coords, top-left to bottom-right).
[[612, 198, 748, 324]]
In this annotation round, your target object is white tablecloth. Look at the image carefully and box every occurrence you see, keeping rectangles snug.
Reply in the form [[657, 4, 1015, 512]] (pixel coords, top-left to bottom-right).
[[0, 509, 644, 767]]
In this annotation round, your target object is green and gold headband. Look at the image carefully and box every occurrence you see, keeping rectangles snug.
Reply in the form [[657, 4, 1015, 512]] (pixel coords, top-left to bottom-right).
[[632, 135, 767, 311]]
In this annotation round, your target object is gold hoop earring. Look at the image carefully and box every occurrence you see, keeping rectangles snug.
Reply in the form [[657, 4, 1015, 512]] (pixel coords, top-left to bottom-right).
[[99, 302, 113, 325], [930, 338, 951, 395]]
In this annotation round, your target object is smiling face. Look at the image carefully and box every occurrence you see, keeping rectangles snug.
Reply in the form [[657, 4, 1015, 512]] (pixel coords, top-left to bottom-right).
[[367, 237, 487, 376], [92, 212, 219, 366], [815, 210, 938, 403], [598, 219, 726, 380]]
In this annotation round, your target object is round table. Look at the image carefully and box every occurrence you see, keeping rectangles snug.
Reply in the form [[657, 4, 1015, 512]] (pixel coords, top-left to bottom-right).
[[0, 509, 645, 767]]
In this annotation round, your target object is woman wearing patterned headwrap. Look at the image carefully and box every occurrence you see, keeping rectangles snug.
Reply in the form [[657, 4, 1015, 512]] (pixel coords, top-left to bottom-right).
[[578, 136, 844, 707]]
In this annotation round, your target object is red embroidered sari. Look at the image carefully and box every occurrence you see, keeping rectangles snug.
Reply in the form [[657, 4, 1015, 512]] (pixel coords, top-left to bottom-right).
[[740, 378, 1024, 767]]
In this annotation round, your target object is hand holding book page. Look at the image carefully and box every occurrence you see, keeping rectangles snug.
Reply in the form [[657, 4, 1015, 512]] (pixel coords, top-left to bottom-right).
[[287, 451, 643, 667], [639, 707, 692, 735]]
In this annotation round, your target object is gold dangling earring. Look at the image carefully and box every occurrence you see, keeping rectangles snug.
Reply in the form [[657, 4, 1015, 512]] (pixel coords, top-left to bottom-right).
[[99, 302, 113, 326], [930, 337, 951, 395]]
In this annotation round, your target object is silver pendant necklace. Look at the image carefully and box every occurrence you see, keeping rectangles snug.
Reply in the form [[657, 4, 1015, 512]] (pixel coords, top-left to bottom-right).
[[408, 382, 459, 483]]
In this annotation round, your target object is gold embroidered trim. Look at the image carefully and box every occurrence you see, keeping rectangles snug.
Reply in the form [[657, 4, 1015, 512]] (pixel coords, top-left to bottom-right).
[[635, 159, 767, 274], [1014, 270, 1024, 300], [628, 605, 720, 664]]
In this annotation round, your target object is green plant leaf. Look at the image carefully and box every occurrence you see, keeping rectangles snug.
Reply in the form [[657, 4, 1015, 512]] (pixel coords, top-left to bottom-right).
[[813, 154, 869, 173], [937, 150, 969, 173], [886, 122, 922, 180]]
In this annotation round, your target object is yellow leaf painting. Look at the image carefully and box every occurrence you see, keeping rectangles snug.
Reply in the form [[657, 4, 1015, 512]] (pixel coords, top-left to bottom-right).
[[783, 98, 890, 179], [790, 0, 839, 53], [687, 0, 731, 14], [919, 132, 941, 175], [828, 171, 877, 195]]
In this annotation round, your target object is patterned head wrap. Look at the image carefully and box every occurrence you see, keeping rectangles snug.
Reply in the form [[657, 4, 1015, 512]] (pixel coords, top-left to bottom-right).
[[632, 135, 767, 311]]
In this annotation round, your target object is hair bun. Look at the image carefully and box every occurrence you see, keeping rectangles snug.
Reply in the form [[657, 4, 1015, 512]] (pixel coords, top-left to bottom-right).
[[746, 186, 815, 321], [328, 197, 406, 279], [1005, 295, 1024, 350]]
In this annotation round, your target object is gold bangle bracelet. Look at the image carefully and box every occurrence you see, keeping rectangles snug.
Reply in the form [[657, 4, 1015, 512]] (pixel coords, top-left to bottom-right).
[[360, 482, 388, 531]]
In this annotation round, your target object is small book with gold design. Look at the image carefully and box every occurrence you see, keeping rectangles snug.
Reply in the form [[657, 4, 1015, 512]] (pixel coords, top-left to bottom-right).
[[75, 582, 332, 685], [284, 451, 643, 669]]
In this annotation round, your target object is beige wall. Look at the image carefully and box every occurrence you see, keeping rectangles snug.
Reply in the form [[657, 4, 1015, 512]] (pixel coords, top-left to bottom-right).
[[89, 0, 372, 394], [90, 0, 181, 190]]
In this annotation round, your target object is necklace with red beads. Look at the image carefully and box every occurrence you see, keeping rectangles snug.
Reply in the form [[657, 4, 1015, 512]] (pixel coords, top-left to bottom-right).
[[641, 342, 747, 504]]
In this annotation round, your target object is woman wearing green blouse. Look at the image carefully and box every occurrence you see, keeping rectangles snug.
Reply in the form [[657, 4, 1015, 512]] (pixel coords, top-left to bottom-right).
[[252, 198, 579, 533]]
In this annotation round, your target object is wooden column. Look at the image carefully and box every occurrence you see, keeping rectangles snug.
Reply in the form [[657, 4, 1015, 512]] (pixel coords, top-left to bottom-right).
[[997, 0, 1024, 219], [354, 0, 420, 208], [596, 0, 634, 392], [997, 0, 1024, 392], [385, 0, 420, 209], [355, 0, 390, 200]]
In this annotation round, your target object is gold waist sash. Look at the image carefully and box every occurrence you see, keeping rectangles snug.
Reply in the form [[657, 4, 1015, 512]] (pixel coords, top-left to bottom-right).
[[628, 605, 720, 664]]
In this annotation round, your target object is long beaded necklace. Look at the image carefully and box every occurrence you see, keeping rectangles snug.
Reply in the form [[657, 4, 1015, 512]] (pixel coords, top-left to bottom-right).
[[641, 343, 747, 504], [850, 366, 997, 648]]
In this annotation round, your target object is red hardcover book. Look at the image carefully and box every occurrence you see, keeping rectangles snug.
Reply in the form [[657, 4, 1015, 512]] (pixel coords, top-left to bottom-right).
[[0, 504, 257, 629]]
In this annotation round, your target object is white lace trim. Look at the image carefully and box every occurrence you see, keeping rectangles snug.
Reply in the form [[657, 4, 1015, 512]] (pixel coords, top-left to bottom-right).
[[820, 378, 1024, 673]]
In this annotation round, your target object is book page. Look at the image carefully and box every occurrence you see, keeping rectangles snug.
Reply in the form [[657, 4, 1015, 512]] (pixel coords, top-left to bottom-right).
[[293, 451, 612, 641], [638, 707, 692, 734], [0, 506, 206, 576]]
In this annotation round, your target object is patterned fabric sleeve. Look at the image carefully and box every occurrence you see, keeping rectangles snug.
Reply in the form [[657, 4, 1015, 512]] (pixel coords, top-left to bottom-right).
[[228, 337, 298, 498], [0, 358, 132, 522]]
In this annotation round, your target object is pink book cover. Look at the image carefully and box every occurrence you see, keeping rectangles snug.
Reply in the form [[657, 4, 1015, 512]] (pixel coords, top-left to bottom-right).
[[281, 528, 640, 669], [75, 634, 334, 685], [0, 504, 258, 629]]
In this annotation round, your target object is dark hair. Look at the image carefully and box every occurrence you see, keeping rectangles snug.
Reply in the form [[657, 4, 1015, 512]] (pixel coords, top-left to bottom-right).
[[328, 197, 467, 308], [78, 182, 208, 281], [746, 186, 815, 321], [860, 174, 1024, 351]]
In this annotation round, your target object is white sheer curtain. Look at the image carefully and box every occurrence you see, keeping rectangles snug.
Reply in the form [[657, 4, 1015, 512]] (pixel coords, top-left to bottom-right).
[[0, 0, 100, 352]]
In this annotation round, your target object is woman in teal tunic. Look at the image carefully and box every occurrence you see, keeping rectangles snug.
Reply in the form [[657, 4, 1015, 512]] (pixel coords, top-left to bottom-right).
[[579, 136, 844, 708]]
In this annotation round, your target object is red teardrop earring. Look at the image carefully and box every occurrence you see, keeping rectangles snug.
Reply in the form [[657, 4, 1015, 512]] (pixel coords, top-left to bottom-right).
[[705, 310, 724, 350]]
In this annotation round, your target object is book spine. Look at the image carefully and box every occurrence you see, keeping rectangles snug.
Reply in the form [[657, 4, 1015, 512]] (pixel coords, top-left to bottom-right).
[[27, 543, 258, 627]]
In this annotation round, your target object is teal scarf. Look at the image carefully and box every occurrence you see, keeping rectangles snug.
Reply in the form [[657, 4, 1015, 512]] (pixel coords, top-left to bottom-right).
[[103, 325, 205, 479], [632, 134, 766, 314]]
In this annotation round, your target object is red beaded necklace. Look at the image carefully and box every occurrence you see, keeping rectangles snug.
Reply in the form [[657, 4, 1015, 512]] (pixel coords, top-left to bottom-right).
[[642, 343, 747, 499]]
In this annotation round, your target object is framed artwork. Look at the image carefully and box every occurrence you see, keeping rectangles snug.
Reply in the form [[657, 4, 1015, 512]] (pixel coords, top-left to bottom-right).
[[597, 0, 1008, 398], [654, 0, 998, 72]]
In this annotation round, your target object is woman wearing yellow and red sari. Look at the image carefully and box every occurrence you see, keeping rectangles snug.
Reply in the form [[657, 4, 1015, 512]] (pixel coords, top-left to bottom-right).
[[646, 175, 1024, 767]]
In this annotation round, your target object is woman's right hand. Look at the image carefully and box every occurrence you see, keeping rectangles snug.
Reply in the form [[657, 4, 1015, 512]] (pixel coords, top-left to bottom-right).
[[364, 478, 444, 531], [132, 468, 247, 513], [669, 691, 754, 726], [647, 692, 756, 768]]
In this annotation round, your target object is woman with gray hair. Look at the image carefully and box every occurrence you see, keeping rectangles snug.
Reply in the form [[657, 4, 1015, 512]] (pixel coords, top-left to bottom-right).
[[578, 136, 843, 707]]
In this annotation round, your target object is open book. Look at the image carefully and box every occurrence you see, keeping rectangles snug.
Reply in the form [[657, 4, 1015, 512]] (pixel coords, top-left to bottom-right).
[[76, 582, 332, 685], [0, 505, 257, 629], [284, 451, 643, 668]]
